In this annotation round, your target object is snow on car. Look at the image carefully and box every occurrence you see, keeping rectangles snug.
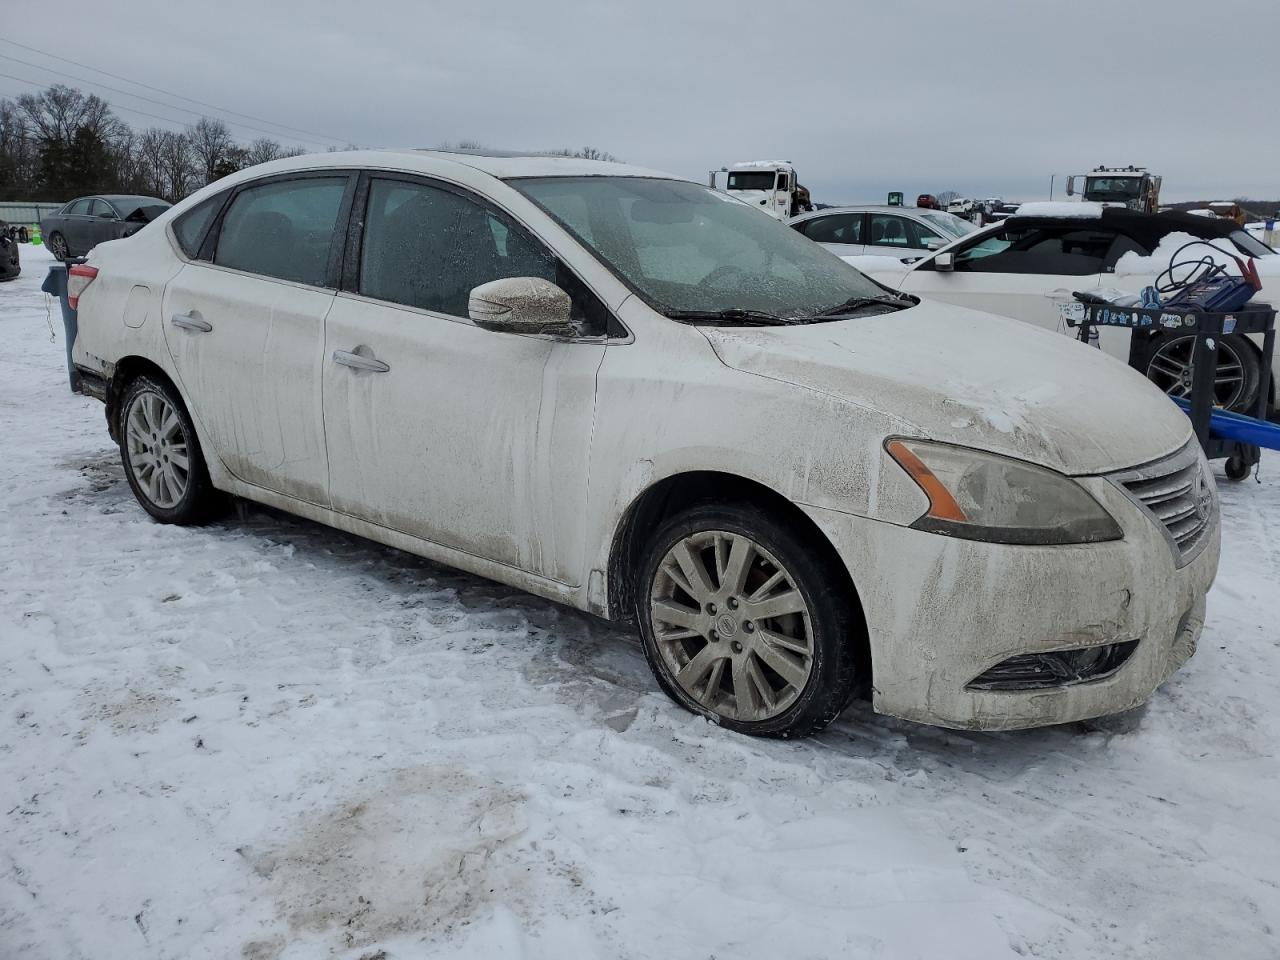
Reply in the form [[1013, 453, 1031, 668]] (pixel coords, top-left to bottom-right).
[[67, 150, 1220, 738], [848, 206, 1280, 413]]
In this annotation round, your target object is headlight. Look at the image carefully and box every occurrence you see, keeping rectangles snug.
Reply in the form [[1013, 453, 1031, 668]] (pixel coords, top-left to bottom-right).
[[886, 439, 1122, 545]]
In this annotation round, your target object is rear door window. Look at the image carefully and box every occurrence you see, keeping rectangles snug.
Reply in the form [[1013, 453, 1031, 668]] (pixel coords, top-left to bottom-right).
[[214, 177, 348, 286], [796, 214, 862, 244]]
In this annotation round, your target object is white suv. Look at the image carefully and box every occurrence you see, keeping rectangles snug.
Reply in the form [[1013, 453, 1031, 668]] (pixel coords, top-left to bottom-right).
[[70, 150, 1219, 738]]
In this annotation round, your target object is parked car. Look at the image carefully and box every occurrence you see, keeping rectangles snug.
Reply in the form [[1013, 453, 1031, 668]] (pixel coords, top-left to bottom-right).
[[0, 223, 19, 281], [986, 202, 1021, 223], [916, 193, 939, 209], [42, 195, 171, 260], [71, 151, 1218, 738], [851, 205, 1279, 414], [789, 205, 976, 260]]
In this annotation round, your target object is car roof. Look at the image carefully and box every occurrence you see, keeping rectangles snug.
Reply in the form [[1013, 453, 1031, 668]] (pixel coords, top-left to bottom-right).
[[791, 205, 950, 220], [101, 194, 169, 204], [1005, 207, 1243, 246]]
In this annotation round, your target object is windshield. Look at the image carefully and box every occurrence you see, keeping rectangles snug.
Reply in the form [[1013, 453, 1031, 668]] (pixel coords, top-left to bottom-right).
[[1084, 177, 1143, 200], [725, 171, 777, 191], [511, 177, 889, 320], [1231, 229, 1276, 257], [921, 211, 976, 238]]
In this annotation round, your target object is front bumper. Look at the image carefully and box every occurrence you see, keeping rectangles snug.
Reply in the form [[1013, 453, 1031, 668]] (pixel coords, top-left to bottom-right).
[[803, 469, 1220, 730]]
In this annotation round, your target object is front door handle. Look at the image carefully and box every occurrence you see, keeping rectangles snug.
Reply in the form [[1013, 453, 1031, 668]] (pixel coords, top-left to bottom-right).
[[170, 312, 212, 333], [332, 349, 390, 373]]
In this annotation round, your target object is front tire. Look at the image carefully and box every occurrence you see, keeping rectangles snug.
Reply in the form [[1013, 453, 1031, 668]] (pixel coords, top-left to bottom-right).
[[118, 374, 219, 524], [1143, 333, 1261, 412], [636, 503, 859, 738]]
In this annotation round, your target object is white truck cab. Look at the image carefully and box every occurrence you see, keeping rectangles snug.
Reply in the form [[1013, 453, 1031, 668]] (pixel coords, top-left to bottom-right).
[[716, 160, 805, 220], [1067, 165, 1162, 213]]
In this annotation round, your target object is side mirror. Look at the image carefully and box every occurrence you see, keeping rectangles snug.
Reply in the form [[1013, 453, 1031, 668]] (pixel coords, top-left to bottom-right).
[[934, 252, 955, 272], [468, 276, 577, 337], [1065, 176, 1076, 197]]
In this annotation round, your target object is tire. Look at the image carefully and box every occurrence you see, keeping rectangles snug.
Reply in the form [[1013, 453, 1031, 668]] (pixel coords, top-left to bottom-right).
[[1143, 333, 1262, 412], [18, 226, 29, 243], [635, 502, 859, 738], [48, 231, 69, 261], [1224, 454, 1253, 482], [117, 374, 219, 524]]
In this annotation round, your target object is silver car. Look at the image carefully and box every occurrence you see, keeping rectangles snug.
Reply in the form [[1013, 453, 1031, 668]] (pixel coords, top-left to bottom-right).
[[789, 205, 977, 260]]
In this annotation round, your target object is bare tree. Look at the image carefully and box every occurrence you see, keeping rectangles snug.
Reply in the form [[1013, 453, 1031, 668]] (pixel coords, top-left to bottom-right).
[[159, 130, 196, 200], [187, 116, 234, 184], [244, 137, 283, 166], [15, 84, 123, 145], [935, 190, 960, 206]]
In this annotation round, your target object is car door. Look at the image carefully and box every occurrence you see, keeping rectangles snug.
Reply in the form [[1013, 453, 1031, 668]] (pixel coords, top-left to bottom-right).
[[87, 199, 121, 249], [898, 224, 1111, 336], [162, 171, 354, 506], [321, 173, 607, 585], [60, 198, 95, 254], [866, 213, 936, 259], [792, 213, 865, 258]]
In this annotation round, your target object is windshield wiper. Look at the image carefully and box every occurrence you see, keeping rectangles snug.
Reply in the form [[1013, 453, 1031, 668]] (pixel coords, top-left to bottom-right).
[[812, 294, 914, 318], [664, 308, 794, 326]]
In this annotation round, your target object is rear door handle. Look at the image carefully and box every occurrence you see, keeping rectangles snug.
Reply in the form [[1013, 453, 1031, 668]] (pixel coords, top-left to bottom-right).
[[170, 312, 212, 332], [332, 349, 390, 373]]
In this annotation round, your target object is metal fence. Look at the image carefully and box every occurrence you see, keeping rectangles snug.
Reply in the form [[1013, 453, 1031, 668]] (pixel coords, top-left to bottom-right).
[[0, 201, 64, 225]]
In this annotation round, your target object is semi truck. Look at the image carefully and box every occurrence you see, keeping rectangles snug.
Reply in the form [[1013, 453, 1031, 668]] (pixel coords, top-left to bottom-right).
[[710, 161, 811, 220], [1066, 165, 1162, 213]]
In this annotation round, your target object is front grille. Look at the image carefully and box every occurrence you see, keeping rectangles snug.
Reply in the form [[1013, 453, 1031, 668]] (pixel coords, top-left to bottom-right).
[[1109, 442, 1215, 566]]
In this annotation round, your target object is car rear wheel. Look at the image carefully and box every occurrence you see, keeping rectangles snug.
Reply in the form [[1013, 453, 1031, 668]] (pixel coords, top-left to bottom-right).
[[636, 503, 858, 738], [118, 374, 219, 524], [1144, 333, 1261, 412], [48, 231, 69, 261]]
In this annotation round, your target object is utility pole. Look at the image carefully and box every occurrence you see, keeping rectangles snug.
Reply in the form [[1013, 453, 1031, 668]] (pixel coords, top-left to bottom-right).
[[1049, 174, 1055, 201]]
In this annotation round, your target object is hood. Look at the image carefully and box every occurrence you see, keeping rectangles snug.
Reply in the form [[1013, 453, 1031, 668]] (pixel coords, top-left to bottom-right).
[[701, 299, 1191, 475]]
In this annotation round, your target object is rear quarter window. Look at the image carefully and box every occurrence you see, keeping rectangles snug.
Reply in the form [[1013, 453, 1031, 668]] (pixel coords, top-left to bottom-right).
[[172, 193, 226, 259]]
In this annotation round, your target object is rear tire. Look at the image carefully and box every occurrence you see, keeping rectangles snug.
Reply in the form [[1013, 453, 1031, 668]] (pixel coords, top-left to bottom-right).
[[635, 502, 859, 738], [48, 231, 69, 261], [117, 374, 219, 524]]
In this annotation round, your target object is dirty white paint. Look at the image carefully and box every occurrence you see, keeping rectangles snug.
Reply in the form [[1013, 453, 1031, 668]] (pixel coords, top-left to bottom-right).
[[4, 246, 1280, 958], [74, 151, 1210, 733]]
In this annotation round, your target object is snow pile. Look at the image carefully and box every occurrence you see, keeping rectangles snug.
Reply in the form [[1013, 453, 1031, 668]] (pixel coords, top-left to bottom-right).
[[3, 241, 1280, 959], [1010, 201, 1106, 219], [1114, 231, 1280, 279]]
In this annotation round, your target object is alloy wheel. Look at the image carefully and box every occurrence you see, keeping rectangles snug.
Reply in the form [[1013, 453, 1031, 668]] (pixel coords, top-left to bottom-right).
[[649, 530, 814, 723], [1146, 336, 1249, 409], [124, 389, 191, 509], [49, 233, 68, 260]]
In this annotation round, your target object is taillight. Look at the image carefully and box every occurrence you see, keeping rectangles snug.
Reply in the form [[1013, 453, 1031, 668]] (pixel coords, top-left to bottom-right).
[[67, 264, 99, 309]]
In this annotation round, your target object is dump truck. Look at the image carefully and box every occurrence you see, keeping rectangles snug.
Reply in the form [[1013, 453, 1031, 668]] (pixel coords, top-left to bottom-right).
[[1066, 165, 1162, 213]]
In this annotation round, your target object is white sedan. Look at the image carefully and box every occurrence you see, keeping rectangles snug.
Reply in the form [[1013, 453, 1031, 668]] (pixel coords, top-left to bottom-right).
[[851, 205, 1279, 415], [70, 151, 1216, 737], [788, 205, 976, 261]]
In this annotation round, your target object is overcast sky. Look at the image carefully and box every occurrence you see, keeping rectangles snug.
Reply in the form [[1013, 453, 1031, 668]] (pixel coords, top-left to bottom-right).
[[4, 0, 1278, 205]]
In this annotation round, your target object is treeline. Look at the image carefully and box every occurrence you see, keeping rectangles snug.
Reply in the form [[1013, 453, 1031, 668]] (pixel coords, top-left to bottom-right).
[[0, 84, 312, 204], [0, 84, 622, 206]]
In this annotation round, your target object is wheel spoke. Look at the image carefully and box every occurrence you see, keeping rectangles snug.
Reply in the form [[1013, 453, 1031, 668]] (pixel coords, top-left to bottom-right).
[[697, 657, 728, 708], [652, 599, 703, 632], [159, 408, 182, 441], [755, 625, 812, 657], [731, 655, 764, 719], [719, 535, 754, 595], [677, 643, 725, 689], [747, 589, 806, 621], [1149, 358, 1185, 378], [753, 636, 809, 690], [747, 568, 786, 602], [670, 539, 716, 602], [168, 448, 189, 471]]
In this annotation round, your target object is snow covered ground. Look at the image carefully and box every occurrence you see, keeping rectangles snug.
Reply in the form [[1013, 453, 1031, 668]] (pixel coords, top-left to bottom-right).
[[3, 242, 1279, 960]]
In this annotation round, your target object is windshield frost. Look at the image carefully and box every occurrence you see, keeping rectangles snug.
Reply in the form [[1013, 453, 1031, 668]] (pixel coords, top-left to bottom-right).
[[510, 177, 887, 319]]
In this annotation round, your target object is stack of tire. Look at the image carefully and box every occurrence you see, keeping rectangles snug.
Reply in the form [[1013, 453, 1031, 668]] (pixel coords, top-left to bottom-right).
[[0, 220, 20, 282]]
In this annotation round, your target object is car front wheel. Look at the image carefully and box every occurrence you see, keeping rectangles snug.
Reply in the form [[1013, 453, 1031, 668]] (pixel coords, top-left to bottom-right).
[[118, 374, 219, 524], [636, 503, 859, 738]]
